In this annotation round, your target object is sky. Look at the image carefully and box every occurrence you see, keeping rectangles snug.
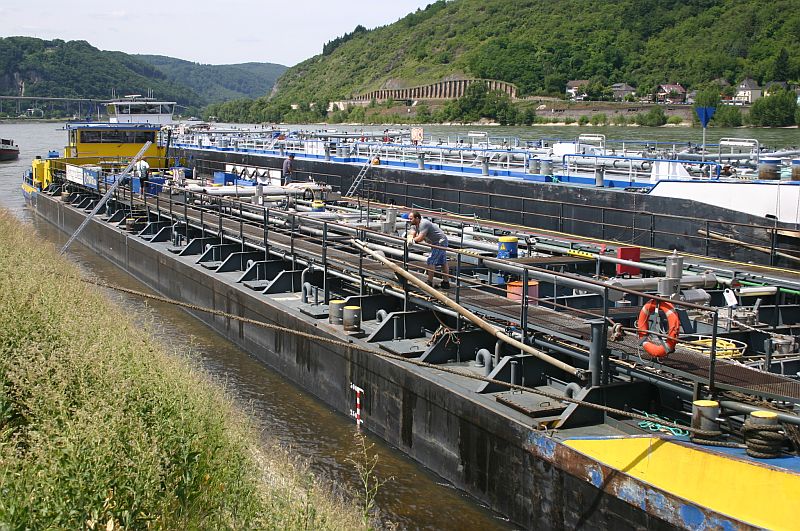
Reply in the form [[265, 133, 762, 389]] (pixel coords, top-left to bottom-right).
[[0, 0, 435, 66]]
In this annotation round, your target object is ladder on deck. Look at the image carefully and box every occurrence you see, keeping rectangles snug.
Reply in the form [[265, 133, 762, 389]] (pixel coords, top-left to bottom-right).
[[345, 146, 380, 197]]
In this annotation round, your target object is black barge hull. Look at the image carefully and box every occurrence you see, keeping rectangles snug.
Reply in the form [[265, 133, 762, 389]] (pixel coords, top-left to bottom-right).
[[30, 190, 754, 530], [180, 148, 798, 268]]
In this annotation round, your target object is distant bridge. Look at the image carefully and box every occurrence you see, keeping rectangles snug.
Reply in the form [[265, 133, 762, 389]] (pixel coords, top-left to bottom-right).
[[0, 95, 102, 117], [0, 95, 96, 102], [354, 79, 517, 102]]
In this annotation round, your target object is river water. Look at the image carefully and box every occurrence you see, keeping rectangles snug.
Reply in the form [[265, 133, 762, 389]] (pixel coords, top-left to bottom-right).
[[2, 121, 797, 529], [0, 121, 514, 529]]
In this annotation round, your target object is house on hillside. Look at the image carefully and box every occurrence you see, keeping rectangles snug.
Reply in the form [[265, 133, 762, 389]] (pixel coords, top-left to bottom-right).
[[656, 83, 686, 103], [763, 81, 788, 97], [734, 78, 761, 104], [327, 100, 369, 112], [566, 80, 589, 101], [611, 83, 636, 101]]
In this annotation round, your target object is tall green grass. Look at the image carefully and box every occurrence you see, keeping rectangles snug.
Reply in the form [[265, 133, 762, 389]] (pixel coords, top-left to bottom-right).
[[0, 210, 361, 529]]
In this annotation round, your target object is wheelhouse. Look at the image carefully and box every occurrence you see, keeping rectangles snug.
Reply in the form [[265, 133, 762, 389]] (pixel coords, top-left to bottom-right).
[[106, 95, 175, 125], [65, 123, 166, 160]]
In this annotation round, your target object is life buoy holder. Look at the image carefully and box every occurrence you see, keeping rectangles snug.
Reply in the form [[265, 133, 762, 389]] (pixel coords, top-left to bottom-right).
[[637, 300, 681, 358]]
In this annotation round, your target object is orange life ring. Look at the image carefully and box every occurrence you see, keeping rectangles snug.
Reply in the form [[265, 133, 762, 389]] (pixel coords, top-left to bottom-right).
[[636, 300, 681, 358]]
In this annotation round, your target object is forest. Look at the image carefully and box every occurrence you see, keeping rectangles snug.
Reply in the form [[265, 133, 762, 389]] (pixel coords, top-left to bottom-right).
[[208, 0, 800, 125]]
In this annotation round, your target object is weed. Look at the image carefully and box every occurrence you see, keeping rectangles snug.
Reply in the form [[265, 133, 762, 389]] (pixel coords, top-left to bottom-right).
[[347, 431, 393, 528]]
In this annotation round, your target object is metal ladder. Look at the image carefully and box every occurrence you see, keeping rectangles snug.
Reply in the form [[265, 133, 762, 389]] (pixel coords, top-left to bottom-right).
[[345, 146, 380, 197], [61, 142, 151, 255]]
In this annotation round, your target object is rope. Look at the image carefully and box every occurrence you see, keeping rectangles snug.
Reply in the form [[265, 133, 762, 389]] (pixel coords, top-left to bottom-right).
[[742, 419, 786, 458], [77, 275, 723, 438], [428, 312, 461, 348]]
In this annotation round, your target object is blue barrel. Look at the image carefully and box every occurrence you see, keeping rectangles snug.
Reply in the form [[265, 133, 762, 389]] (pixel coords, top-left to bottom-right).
[[792, 159, 800, 181], [758, 158, 780, 180], [497, 236, 519, 259], [311, 200, 325, 212]]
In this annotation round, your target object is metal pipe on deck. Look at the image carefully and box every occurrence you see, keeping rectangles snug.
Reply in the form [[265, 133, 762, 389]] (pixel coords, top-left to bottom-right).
[[353, 239, 582, 378], [719, 401, 800, 427], [482, 256, 606, 295], [606, 273, 718, 301]]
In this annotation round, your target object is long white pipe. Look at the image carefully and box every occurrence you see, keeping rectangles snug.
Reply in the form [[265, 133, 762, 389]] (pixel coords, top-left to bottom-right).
[[352, 239, 581, 377]]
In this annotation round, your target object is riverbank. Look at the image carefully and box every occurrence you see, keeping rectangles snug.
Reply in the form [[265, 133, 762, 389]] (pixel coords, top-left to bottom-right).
[[0, 209, 363, 529]]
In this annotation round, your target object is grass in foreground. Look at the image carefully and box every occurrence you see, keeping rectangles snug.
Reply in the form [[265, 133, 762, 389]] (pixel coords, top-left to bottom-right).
[[0, 209, 363, 529]]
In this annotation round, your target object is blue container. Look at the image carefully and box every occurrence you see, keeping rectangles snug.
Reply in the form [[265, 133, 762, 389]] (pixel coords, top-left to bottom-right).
[[213, 171, 238, 185], [497, 236, 519, 259], [146, 176, 165, 195]]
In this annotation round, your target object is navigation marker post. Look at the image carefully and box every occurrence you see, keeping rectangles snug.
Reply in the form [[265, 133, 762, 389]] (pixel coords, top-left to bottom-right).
[[695, 106, 716, 167]]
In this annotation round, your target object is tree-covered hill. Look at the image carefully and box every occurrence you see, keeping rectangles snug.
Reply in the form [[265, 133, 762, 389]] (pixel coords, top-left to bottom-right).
[[0, 37, 200, 105], [136, 55, 286, 104], [0, 37, 287, 109], [272, 0, 800, 103]]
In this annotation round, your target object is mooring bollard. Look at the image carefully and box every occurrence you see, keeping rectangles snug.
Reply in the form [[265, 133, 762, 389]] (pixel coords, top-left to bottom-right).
[[343, 305, 362, 333], [691, 399, 720, 434], [329, 299, 346, 325]]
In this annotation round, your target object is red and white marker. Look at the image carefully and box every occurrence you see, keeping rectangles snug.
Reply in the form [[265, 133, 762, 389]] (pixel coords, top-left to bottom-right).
[[350, 383, 364, 427]]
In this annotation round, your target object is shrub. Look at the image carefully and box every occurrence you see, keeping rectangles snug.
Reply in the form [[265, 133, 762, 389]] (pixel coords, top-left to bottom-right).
[[635, 106, 667, 126], [667, 115, 683, 125], [713, 105, 743, 127], [749, 90, 797, 126], [590, 113, 607, 126]]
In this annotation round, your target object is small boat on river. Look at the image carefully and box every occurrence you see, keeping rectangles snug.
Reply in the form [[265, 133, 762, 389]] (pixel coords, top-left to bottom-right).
[[0, 138, 19, 161]]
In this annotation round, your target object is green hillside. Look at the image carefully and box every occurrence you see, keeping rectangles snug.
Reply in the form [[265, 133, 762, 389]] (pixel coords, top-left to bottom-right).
[[0, 37, 287, 111], [273, 0, 800, 102], [137, 55, 287, 103], [0, 37, 200, 106]]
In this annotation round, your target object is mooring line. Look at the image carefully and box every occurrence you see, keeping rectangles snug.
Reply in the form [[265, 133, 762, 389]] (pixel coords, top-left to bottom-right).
[[76, 274, 724, 438]]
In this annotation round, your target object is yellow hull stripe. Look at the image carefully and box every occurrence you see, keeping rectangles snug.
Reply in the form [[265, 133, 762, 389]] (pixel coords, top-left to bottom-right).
[[565, 437, 799, 530]]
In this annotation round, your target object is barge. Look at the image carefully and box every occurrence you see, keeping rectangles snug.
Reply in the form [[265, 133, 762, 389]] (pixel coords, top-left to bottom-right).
[[22, 119, 800, 529], [171, 129, 800, 269]]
